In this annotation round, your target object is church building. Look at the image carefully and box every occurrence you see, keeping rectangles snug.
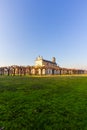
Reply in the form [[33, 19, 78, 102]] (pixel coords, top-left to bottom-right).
[[35, 56, 60, 75]]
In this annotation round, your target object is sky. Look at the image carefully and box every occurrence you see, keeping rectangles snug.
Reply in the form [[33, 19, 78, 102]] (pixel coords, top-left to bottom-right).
[[0, 0, 87, 69]]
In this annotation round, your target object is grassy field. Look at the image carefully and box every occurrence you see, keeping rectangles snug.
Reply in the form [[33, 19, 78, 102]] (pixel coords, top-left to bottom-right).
[[0, 75, 87, 130]]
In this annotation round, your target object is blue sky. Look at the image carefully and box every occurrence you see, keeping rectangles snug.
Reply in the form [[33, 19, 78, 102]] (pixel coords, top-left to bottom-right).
[[0, 0, 87, 69]]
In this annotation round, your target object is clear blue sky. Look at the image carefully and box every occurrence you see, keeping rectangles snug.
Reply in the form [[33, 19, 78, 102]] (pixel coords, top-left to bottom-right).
[[0, 0, 87, 69]]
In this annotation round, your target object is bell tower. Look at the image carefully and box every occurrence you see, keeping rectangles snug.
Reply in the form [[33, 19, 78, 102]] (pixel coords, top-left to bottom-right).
[[52, 57, 56, 63]]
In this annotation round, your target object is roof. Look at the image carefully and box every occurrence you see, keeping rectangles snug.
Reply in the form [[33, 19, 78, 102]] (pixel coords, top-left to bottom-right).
[[43, 59, 57, 65]]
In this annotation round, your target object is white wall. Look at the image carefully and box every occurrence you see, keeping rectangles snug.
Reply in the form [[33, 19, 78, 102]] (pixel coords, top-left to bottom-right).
[[35, 60, 43, 66], [42, 69, 46, 74]]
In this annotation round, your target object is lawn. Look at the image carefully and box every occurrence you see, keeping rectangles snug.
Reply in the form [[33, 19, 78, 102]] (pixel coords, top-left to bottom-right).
[[0, 75, 87, 130]]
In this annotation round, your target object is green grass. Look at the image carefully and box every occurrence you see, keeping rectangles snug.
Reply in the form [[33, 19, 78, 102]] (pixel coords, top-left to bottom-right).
[[0, 75, 87, 130]]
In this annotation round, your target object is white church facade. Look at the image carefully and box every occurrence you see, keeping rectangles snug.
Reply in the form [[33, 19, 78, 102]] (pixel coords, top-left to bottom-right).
[[35, 56, 60, 75]]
